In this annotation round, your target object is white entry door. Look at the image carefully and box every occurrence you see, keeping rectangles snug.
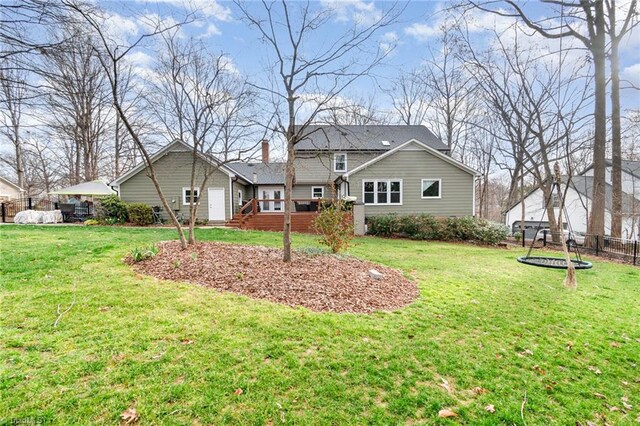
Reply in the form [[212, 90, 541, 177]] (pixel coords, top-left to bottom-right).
[[208, 188, 226, 221]]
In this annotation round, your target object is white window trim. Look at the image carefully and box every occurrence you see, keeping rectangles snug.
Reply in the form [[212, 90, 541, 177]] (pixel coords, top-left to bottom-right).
[[182, 187, 200, 205], [311, 186, 324, 199], [334, 153, 347, 172], [362, 179, 403, 205], [421, 179, 442, 199]]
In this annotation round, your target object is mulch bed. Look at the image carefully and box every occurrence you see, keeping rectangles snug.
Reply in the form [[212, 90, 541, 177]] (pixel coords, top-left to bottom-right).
[[131, 241, 418, 314]]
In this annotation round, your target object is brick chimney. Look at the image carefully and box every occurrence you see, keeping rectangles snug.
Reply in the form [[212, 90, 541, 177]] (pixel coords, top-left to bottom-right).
[[261, 140, 269, 163]]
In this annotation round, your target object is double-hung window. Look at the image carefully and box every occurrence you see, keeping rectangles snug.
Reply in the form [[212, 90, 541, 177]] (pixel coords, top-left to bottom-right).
[[363, 179, 402, 205], [182, 187, 200, 205], [421, 179, 441, 199], [334, 153, 347, 172], [311, 186, 324, 199]]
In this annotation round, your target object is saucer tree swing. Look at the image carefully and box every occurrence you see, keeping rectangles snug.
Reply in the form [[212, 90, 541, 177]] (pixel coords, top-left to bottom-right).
[[515, 5, 591, 289], [517, 163, 593, 288]]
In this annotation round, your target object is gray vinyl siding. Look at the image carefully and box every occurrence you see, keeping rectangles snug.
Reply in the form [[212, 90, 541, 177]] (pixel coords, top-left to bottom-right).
[[294, 151, 380, 183], [291, 184, 339, 200], [348, 148, 475, 217], [232, 180, 251, 214], [119, 151, 232, 220]]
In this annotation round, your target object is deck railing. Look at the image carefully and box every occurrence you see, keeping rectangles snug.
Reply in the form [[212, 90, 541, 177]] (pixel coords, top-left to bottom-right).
[[238, 198, 329, 227]]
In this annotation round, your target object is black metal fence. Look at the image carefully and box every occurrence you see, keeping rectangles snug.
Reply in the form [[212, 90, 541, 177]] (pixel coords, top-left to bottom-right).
[[521, 229, 639, 266], [0, 197, 97, 223], [1, 197, 57, 223]]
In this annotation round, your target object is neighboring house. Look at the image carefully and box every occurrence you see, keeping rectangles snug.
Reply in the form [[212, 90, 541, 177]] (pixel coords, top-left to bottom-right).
[[0, 176, 25, 201], [582, 159, 640, 200], [111, 125, 479, 226], [504, 172, 640, 240]]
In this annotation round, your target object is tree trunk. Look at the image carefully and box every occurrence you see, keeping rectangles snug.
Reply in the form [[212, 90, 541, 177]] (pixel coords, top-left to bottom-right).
[[587, 1, 607, 244], [283, 136, 295, 262], [13, 126, 25, 189], [609, 9, 623, 238]]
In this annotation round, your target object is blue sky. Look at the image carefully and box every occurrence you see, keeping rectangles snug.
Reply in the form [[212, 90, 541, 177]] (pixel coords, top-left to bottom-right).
[[96, 0, 639, 116]]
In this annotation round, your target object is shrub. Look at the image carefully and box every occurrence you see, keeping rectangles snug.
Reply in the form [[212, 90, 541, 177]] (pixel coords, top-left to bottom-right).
[[366, 214, 509, 245], [129, 244, 158, 262], [312, 200, 354, 253], [127, 203, 154, 226], [96, 194, 128, 224], [366, 214, 400, 237]]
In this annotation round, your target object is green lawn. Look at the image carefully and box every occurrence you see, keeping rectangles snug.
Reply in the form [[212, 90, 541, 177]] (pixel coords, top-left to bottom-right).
[[1, 225, 638, 425]]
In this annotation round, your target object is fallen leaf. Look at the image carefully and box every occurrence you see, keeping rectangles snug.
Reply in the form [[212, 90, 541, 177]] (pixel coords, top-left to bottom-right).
[[495, 353, 503, 360], [533, 365, 546, 375], [180, 339, 194, 345], [233, 388, 243, 396], [517, 349, 534, 357], [594, 393, 606, 399], [439, 378, 452, 394], [622, 396, 629, 402], [472, 387, 489, 395], [635, 415, 640, 423], [566, 342, 573, 351], [438, 409, 457, 418], [588, 366, 602, 375], [485, 404, 496, 413], [586, 422, 597, 426], [607, 405, 619, 412], [611, 341, 621, 348], [120, 407, 139, 424]]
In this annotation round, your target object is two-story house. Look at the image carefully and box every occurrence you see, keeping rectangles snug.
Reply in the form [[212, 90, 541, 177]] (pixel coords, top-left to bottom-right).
[[111, 125, 479, 230]]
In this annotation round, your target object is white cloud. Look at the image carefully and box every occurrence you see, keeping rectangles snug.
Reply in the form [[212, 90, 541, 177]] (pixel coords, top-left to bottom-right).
[[321, 0, 383, 26], [380, 31, 399, 55], [199, 23, 221, 38], [404, 23, 439, 42], [101, 12, 141, 45], [622, 63, 640, 88], [134, 0, 231, 20]]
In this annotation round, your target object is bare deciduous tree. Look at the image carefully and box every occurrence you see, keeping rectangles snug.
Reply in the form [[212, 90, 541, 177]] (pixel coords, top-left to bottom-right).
[[0, 58, 28, 189], [467, 0, 608, 242], [38, 24, 112, 184], [67, 1, 193, 248], [605, 0, 638, 237], [149, 32, 259, 244], [236, 1, 402, 262]]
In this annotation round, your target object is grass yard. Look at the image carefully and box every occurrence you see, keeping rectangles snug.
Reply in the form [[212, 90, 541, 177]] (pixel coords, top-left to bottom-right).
[[1, 225, 638, 425]]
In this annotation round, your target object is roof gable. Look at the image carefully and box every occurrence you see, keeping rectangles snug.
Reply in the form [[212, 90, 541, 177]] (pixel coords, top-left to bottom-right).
[[111, 140, 238, 186], [0, 176, 24, 192], [344, 139, 478, 177]]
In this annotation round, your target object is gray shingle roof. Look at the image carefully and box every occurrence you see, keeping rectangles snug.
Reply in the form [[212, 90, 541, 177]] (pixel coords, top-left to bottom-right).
[[294, 125, 449, 152], [571, 175, 640, 215], [227, 162, 285, 185]]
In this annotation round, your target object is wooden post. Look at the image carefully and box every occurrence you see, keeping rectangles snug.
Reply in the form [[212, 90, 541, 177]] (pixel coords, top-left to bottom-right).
[[543, 229, 547, 247], [1, 203, 5, 223], [252, 198, 257, 216], [28, 197, 33, 210], [522, 229, 525, 248], [633, 240, 637, 266]]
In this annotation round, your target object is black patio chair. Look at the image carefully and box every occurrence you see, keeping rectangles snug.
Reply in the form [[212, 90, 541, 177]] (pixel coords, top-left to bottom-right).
[[59, 203, 76, 222], [152, 206, 163, 224]]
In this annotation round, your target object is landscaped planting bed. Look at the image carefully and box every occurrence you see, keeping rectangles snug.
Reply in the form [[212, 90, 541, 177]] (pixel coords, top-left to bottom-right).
[[131, 241, 418, 313]]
